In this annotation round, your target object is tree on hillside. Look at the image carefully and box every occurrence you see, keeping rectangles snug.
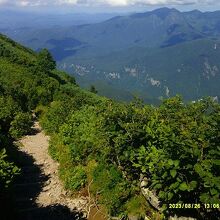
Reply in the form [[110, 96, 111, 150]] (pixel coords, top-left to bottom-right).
[[37, 49, 56, 72], [90, 85, 98, 94]]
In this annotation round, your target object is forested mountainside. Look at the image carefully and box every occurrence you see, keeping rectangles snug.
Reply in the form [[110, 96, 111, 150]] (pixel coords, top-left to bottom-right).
[[0, 34, 220, 220], [4, 7, 220, 102]]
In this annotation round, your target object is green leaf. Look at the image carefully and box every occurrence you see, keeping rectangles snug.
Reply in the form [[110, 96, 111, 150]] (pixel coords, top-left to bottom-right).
[[179, 182, 188, 191], [173, 160, 180, 167], [162, 171, 168, 179], [168, 192, 174, 200], [158, 191, 166, 199], [200, 193, 210, 203], [169, 182, 180, 190], [170, 169, 177, 178], [213, 160, 220, 166], [154, 183, 162, 189], [189, 181, 197, 190], [210, 188, 218, 196], [194, 164, 206, 177], [168, 159, 173, 166], [177, 177, 182, 182]]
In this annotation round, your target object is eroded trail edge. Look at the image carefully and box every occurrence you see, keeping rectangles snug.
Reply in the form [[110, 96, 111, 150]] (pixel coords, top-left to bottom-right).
[[17, 121, 88, 217]]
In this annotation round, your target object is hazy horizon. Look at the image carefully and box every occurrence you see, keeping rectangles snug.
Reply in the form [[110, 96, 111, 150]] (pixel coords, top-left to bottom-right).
[[0, 0, 220, 14]]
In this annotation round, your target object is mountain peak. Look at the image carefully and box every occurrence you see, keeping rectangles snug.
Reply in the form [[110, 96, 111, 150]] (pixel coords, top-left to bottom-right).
[[130, 7, 180, 19], [153, 7, 179, 13], [184, 9, 202, 16], [152, 7, 180, 19], [191, 9, 202, 13]]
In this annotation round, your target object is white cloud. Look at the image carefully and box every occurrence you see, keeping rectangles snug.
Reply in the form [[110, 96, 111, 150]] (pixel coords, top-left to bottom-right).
[[19, 1, 29, 6], [101, 0, 128, 6], [0, 0, 7, 5], [0, 0, 219, 7], [57, 0, 78, 4]]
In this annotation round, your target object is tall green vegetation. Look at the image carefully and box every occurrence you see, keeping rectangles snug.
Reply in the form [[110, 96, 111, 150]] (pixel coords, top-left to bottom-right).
[[37, 48, 56, 72], [90, 85, 98, 94], [0, 33, 76, 192], [43, 95, 220, 219], [0, 33, 219, 219]]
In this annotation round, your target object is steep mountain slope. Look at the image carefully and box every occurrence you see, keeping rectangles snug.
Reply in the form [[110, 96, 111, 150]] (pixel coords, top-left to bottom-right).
[[3, 7, 220, 102], [71, 38, 220, 101]]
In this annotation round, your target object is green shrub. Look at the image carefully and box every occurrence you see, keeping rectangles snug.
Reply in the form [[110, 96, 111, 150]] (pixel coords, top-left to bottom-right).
[[0, 149, 20, 191], [125, 195, 148, 217], [9, 112, 32, 138], [37, 49, 56, 72], [59, 165, 87, 191], [131, 97, 220, 214], [91, 163, 131, 215]]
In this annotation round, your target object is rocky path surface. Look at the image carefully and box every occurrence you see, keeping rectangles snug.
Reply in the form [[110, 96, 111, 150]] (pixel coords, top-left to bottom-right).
[[13, 122, 88, 220]]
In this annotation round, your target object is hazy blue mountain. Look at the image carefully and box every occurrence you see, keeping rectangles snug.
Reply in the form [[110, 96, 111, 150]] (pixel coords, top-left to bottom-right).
[[0, 9, 119, 29], [3, 7, 220, 102]]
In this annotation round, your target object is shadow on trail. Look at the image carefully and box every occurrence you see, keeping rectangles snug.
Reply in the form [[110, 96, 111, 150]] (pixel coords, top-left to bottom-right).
[[17, 204, 86, 220], [1, 127, 86, 220], [28, 126, 41, 136]]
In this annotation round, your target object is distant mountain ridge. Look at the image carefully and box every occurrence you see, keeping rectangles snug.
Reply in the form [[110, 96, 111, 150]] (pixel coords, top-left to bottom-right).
[[3, 7, 220, 102]]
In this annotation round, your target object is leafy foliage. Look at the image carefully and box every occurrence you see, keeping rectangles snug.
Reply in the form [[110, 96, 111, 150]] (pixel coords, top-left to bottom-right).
[[37, 48, 56, 72], [0, 34, 77, 193], [9, 112, 32, 138], [60, 165, 87, 191], [0, 149, 20, 191], [45, 95, 220, 218]]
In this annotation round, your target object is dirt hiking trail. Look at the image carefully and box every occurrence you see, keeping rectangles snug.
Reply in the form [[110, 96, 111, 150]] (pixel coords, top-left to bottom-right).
[[13, 122, 88, 220]]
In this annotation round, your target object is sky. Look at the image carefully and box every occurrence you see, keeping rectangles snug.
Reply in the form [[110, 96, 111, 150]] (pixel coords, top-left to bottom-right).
[[0, 0, 220, 13]]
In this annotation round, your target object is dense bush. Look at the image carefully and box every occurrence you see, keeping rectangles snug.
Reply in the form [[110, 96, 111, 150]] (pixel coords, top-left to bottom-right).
[[91, 163, 131, 215], [131, 98, 220, 216], [45, 96, 220, 218], [59, 165, 87, 191], [37, 49, 56, 72], [9, 112, 33, 138]]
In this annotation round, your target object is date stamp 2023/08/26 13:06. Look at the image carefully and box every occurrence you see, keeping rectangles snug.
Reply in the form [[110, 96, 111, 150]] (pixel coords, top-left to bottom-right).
[[169, 203, 220, 209]]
